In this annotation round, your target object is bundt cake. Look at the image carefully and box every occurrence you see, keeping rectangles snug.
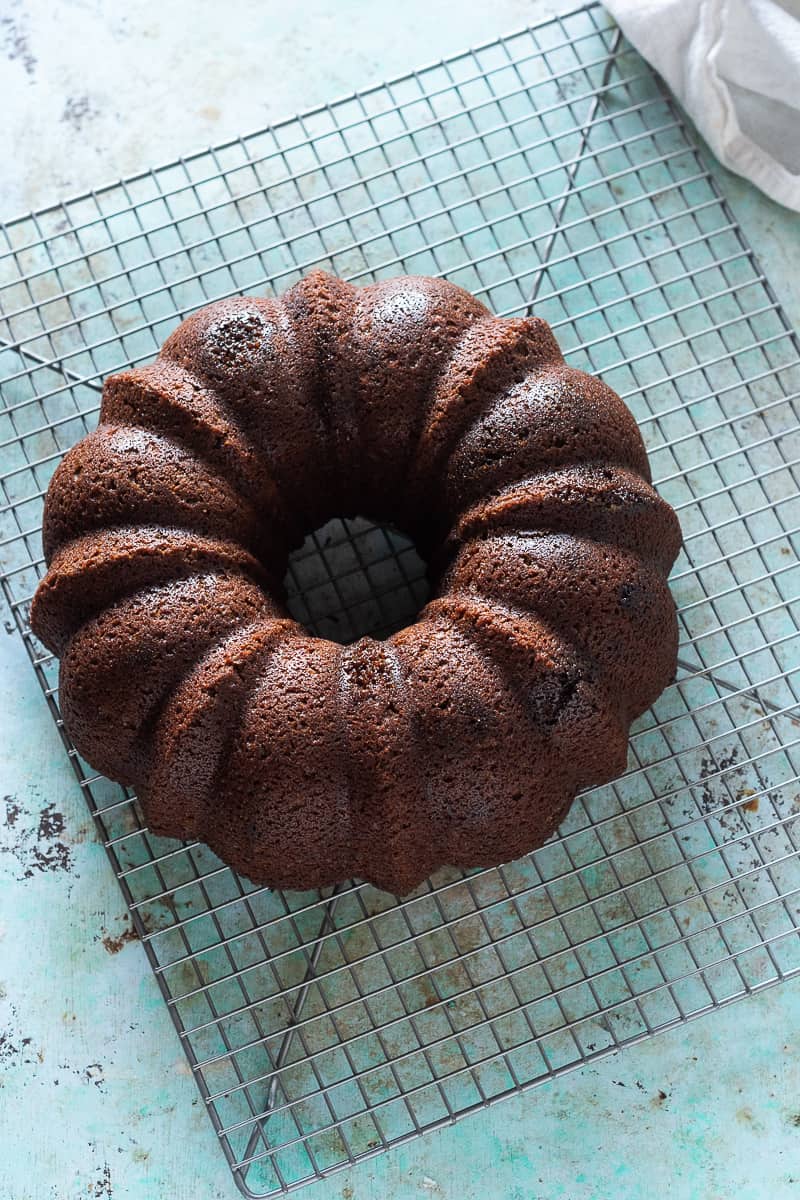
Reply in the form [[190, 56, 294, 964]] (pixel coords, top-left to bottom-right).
[[30, 271, 682, 894]]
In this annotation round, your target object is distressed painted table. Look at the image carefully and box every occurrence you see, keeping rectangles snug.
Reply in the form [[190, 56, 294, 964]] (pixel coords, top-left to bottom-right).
[[1, 2, 799, 1197]]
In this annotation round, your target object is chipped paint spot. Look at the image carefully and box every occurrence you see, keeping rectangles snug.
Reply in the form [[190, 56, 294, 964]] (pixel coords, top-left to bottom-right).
[[61, 94, 97, 132], [89, 1163, 113, 1197], [3, 798, 20, 828], [1, 14, 36, 76], [0, 1032, 19, 1064], [84, 1063, 106, 1090], [38, 804, 64, 839], [0, 798, 74, 880], [0, 994, 39, 1067], [27, 839, 71, 876]]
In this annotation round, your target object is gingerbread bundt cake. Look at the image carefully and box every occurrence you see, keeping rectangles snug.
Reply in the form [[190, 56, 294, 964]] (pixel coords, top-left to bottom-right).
[[31, 271, 681, 894]]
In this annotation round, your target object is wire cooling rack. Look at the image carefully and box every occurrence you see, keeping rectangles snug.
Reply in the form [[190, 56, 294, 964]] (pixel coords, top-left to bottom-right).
[[2, 3, 799, 1195]]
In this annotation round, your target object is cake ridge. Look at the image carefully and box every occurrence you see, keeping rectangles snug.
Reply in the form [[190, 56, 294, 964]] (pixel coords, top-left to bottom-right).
[[378, 636, 435, 885], [30, 525, 270, 654], [422, 590, 595, 688], [422, 590, 630, 791], [449, 512, 678, 575], [346, 274, 490, 506], [436, 462, 681, 574], [407, 314, 563, 516], [145, 616, 299, 844], [339, 635, 434, 891], [282, 272, 361, 515], [42, 422, 263, 562], [102, 361, 290, 523], [439, 363, 653, 517], [163, 285, 341, 530], [442, 531, 677, 719], [59, 569, 271, 785]]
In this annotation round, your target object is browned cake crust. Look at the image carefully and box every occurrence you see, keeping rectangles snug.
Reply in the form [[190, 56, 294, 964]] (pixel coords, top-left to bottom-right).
[[30, 271, 682, 894]]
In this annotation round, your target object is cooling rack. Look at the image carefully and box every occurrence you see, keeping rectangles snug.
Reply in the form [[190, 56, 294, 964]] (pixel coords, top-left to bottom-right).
[[1, 3, 799, 1195]]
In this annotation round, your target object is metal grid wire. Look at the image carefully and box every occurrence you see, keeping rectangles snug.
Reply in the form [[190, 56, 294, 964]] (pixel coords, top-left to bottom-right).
[[1, 3, 799, 1195]]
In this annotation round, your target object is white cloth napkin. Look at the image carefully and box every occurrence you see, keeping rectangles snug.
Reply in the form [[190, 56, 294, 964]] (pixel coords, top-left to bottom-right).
[[603, 0, 800, 211]]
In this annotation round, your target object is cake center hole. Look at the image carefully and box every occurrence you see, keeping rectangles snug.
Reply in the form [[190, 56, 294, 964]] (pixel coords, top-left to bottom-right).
[[284, 516, 429, 644]]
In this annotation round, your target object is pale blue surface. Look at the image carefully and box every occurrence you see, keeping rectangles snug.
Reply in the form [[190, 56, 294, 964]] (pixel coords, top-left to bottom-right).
[[2, 2, 799, 1198]]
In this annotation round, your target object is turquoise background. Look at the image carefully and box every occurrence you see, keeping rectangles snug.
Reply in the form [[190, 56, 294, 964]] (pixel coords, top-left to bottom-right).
[[1, 2, 799, 1197]]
